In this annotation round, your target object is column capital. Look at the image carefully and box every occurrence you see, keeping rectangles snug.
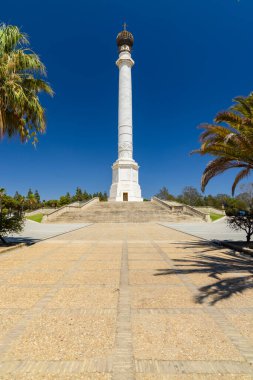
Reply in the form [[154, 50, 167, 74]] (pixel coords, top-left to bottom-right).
[[116, 51, 134, 68], [116, 57, 134, 68]]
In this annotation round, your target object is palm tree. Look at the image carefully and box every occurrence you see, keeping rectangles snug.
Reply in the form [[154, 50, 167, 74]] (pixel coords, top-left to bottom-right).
[[27, 193, 37, 210], [193, 94, 253, 195], [0, 24, 53, 144]]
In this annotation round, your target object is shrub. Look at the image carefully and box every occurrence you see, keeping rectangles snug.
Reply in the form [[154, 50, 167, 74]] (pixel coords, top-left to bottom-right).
[[227, 211, 253, 243], [0, 211, 24, 244]]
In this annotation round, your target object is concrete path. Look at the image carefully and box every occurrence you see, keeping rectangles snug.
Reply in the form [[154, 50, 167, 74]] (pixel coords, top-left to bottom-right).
[[6, 220, 90, 243], [161, 217, 247, 242], [0, 223, 252, 379]]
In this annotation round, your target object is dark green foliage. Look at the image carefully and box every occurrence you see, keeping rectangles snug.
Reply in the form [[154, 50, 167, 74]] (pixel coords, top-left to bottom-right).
[[193, 93, 253, 194], [227, 211, 253, 242], [155, 187, 175, 201], [156, 185, 251, 211], [59, 192, 72, 206], [43, 199, 58, 208], [237, 183, 253, 209], [0, 24, 53, 144], [14, 191, 21, 200], [34, 190, 40, 203], [73, 187, 83, 202], [93, 192, 108, 201], [178, 186, 204, 206], [0, 211, 24, 244]]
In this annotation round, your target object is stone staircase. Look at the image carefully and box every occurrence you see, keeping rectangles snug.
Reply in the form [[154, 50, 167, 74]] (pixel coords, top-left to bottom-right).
[[48, 201, 204, 223]]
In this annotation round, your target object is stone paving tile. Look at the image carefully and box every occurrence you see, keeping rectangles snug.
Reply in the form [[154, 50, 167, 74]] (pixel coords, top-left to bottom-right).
[[128, 248, 156, 253], [164, 253, 197, 261], [0, 311, 24, 340], [128, 243, 154, 248], [31, 261, 74, 271], [0, 373, 111, 379], [128, 260, 170, 270], [86, 254, 121, 260], [46, 252, 83, 260], [77, 261, 121, 270], [135, 375, 252, 379], [58, 244, 92, 251], [128, 254, 162, 260], [4, 312, 116, 360], [7, 271, 64, 285], [0, 260, 28, 270], [215, 292, 253, 309], [63, 270, 120, 286], [47, 287, 119, 309], [185, 272, 249, 286], [0, 270, 11, 279], [129, 271, 181, 285], [0, 286, 49, 309], [223, 312, 253, 344], [131, 286, 200, 309], [132, 314, 244, 361], [0, 222, 252, 379]]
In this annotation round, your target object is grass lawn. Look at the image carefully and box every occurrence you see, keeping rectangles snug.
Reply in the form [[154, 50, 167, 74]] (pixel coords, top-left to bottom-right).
[[210, 212, 224, 222], [26, 213, 43, 223]]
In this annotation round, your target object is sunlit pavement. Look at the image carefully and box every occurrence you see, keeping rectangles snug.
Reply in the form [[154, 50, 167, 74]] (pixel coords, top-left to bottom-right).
[[161, 217, 247, 242], [0, 223, 252, 379]]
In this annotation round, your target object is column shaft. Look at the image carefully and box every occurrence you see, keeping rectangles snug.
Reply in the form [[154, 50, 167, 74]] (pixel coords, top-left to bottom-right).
[[117, 53, 134, 160]]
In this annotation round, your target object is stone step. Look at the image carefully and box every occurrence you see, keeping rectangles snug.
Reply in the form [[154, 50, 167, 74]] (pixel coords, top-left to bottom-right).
[[47, 201, 203, 223]]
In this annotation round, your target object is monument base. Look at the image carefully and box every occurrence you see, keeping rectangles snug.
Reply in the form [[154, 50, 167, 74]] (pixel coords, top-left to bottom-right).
[[109, 159, 143, 202]]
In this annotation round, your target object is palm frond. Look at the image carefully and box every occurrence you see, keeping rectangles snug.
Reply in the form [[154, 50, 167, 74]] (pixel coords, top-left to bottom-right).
[[201, 158, 246, 192], [232, 167, 251, 196], [0, 24, 53, 144], [0, 24, 28, 54]]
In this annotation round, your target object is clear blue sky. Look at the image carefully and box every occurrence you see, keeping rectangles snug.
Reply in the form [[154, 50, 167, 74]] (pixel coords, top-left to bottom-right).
[[1, 0, 252, 200]]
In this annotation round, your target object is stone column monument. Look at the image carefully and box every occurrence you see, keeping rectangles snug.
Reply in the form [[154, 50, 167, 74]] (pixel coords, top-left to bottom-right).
[[109, 24, 143, 202]]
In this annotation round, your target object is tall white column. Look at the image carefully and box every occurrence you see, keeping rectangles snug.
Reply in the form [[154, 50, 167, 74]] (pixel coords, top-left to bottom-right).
[[117, 51, 134, 160], [109, 27, 143, 202]]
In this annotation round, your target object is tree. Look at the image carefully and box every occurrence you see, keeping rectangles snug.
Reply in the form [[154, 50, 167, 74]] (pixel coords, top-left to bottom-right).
[[59, 192, 71, 206], [0, 24, 53, 144], [34, 190, 40, 204], [236, 183, 253, 209], [178, 186, 204, 206], [82, 190, 90, 201], [14, 191, 21, 200], [0, 187, 5, 212], [0, 211, 24, 244], [102, 191, 108, 201], [26, 193, 37, 210], [2, 195, 18, 211], [227, 212, 253, 243], [73, 187, 83, 202], [155, 187, 175, 201], [44, 199, 58, 208], [193, 94, 253, 195]]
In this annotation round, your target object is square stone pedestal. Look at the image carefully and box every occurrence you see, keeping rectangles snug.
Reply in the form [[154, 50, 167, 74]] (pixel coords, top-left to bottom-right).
[[109, 159, 143, 202]]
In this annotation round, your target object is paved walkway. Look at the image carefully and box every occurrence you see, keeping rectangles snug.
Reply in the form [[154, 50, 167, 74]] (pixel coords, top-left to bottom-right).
[[6, 220, 90, 243], [161, 217, 247, 242], [0, 223, 252, 379]]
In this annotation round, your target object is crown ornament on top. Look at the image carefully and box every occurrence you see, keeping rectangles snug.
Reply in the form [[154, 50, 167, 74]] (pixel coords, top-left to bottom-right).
[[116, 23, 134, 52]]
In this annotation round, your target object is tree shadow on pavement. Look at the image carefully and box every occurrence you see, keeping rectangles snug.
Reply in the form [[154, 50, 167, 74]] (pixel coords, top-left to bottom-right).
[[155, 241, 253, 305]]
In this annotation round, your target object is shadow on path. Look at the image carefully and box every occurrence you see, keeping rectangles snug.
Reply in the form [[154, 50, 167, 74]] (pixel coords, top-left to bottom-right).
[[155, 241, 253, 305]]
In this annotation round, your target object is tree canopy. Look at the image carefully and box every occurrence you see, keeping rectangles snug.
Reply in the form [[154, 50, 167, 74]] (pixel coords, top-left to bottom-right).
[[0, 24, 53, 144], [193, 93, 253, 195]]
